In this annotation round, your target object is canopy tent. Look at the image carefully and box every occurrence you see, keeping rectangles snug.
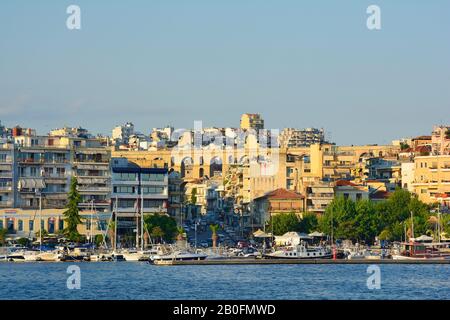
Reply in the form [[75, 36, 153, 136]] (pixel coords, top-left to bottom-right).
[[309, 231, 326, 237], [275, 232, 312, 246], [412, 235, 434, 242]]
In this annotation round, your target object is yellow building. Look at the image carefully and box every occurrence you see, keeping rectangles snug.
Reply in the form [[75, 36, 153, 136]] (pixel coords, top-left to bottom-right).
[[412, 155, 450, 204], [240, 113, 264, 131], [0, 208, 108, 239]]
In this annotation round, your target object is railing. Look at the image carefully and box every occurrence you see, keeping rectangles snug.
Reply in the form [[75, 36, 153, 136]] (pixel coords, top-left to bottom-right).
[[0, 186, 13, 192], [78, 186, 110, 192], [0, 200, 13, 207], [0, 173, 13, 178]]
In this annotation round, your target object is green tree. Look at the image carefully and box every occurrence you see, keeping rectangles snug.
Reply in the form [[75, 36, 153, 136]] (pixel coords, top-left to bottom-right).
[[319, 196, 357, 240], [297, 212, 318, 234], [17, 237, 31, 247], [151, 226, 165, 243], [267, 212, 300, 236], [94, 234, 104, 247], [144, 213, 178, 242], [210, 224, 219, 248], [176, 227, 185, 241], [190, 188, 198, 205], [63, 177, 83, 241], [0, 228, 7, 246]]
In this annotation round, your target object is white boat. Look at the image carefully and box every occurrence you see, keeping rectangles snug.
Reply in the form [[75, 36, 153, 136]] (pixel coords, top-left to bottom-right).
[[38, 251, 63, 262], [151, 250, 208, 262], [121, 249, 150, 262], [263, 243, 332, 259]]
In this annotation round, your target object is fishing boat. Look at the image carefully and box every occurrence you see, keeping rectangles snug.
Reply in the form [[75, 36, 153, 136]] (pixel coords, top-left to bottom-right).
[[391, 242, 448, 260], [263, 242, 332, 259]]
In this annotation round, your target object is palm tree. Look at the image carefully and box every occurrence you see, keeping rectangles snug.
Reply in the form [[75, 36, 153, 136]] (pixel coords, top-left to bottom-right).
[[210, 224, 219, 249], [176, 227, 185, 241], [151, 226, 165, 243], [107, 220, 116, 249]]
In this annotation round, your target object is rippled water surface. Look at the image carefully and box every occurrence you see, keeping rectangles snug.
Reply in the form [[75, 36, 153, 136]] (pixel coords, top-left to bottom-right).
[[1, 263, 449, 300]]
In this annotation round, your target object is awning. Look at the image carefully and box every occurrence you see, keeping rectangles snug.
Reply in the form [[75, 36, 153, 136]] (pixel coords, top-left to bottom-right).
[[309, 231, 326, 237], [18, 178, 45, 189], [253, 229, 272, 238]]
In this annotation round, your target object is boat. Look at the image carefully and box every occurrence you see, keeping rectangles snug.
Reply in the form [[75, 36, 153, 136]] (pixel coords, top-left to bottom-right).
[[38, 250, 63, 262], [60, 247, 91, 262], [263, 242, 332, 259], [391, 242, 448, 260], [121, 249, 150, 262], [151, 250, 208, 262]]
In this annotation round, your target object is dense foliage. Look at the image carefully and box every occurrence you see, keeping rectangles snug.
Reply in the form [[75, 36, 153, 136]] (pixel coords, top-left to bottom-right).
[[63, 177, 83, 242], [265, 189, 447, 244], [144, 213, 178, 242], [319, 188, 445, 243]]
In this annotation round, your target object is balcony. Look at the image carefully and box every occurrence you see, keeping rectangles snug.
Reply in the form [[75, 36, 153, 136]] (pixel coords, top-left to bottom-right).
[[76, 176, 110, 184], [78, 186, 111, 193], [0, 172, 13, 179], [0, 186, 13, 192], [0, 200, 13, 207]]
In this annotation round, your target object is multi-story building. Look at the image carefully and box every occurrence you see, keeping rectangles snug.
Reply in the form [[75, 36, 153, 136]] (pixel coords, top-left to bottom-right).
[[112, 122, 135, 146], [240, 113, 264, 131], [73, 141, 111, 212], [279, 128, 327, 148], [412, 155, 450, 204], [252, 188, 305, 229], [111, 157, 168, 245], [432, 125, 450, 156], [0, 143, 14, 208], [168, 170, 184, 223]]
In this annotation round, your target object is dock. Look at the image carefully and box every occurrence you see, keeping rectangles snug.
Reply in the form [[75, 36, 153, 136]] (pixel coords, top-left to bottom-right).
[[152, 258, 450, 266]]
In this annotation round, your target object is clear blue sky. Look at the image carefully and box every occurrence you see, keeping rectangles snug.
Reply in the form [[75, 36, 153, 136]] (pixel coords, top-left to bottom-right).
[[1, 0, 449, 145]]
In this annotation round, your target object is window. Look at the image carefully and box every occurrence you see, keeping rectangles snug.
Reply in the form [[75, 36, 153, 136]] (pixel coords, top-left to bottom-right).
[[343, 193, 349, 199], [142, 173, 165, 182], [18, 220, 23, 232], [143, 186, 165, 194], [356, 194, 362, 201], [114, 172, 137, 181], [114, 186, 135, 194], [29, 220, 34, 231], [119, 199, 135, 208], [59, 219, 64, 231], [41, 219, 45, 230]]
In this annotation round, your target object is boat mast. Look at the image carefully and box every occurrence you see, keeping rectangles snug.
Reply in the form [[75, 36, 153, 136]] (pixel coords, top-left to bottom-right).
[[140, 185, 144, 251], [114, 196, 118, 251], [39, 192, 42, 253], [410, 210, 414, 241]]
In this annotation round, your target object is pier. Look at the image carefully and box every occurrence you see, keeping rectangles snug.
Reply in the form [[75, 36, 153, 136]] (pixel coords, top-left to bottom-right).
[[153, 258, 450, 266]]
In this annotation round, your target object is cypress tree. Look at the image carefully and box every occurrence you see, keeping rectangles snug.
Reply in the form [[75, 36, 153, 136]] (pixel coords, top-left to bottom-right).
[[63, 177, 83, 241]]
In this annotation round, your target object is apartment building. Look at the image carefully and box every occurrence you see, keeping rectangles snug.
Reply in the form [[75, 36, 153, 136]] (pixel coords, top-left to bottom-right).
[[12, 134, 111, 211], [279, 128, 327, 148], [412, 155, 450, 204], [240, 113, 264, 131], [0, 143, 14, 208], [432, 125, 450, 156]]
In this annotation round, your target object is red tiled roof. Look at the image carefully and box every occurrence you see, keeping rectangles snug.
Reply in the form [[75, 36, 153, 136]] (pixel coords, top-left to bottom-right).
[[335, 180, 359, 187], [261, 188, 304, 200], [370, 190, 391, 200]]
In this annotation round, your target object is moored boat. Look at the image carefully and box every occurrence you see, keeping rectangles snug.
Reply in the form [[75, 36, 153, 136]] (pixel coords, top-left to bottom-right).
[[263, 243, 332, 259]]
